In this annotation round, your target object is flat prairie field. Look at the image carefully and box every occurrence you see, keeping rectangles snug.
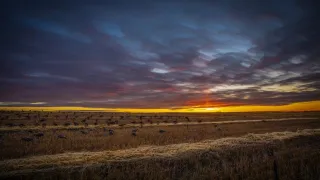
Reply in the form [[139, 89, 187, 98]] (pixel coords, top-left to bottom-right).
[[0, 111, 319, 180]]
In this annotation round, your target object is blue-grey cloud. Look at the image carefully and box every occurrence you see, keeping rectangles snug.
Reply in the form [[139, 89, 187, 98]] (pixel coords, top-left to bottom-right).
[[0, 0, 319, 108]]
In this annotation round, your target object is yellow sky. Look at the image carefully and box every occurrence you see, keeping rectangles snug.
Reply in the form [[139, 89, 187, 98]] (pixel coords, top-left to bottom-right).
[[0, 100, 319, 112]]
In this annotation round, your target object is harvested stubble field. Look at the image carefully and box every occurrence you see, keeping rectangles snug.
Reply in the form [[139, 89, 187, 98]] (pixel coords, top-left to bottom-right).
[[0, 111, 319, 126], [0, 111, 319, 180]]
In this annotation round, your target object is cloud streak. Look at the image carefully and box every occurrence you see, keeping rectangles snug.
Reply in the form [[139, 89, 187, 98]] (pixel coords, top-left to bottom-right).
[[0, 0, 319, 109]]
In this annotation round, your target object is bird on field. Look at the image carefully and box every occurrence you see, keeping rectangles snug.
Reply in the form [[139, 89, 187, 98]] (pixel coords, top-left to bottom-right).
[[80, 130, 88, 134], [34, 132, 44, 138], [21, 137, 33, 142], [185, 117, 190, 122], [57, 134, 67, 139], [132, 128, 138, 133], [108, 129, 114, 135], [39, 118, 46, 122], [159, 130, 166, 133]]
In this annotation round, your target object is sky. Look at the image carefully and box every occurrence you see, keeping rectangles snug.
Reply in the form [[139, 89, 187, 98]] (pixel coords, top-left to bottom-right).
[[1, 0, 320, 112]]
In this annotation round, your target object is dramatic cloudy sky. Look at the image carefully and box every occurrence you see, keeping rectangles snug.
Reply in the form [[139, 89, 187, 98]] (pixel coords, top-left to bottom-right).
[[1, 0, 320, 109]]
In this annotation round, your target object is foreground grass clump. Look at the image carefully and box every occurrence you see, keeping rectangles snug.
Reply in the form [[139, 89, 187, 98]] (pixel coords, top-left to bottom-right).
[[1, 129, 319, 180]]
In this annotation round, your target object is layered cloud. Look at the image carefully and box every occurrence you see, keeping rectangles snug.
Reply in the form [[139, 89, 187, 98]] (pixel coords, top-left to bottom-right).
[[0, 0, 319, 108]]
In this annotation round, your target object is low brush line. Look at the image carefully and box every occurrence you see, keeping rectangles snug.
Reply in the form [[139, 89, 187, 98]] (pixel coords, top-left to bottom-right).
[[0, 117, 318, 132]]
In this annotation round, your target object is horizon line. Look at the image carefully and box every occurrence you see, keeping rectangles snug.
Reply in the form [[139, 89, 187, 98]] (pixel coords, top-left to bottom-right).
[[0, 100, 319, 113]]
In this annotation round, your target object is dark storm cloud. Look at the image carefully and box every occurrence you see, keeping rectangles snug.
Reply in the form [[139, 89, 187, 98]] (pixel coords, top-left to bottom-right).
[[1, 0, 319, 108]]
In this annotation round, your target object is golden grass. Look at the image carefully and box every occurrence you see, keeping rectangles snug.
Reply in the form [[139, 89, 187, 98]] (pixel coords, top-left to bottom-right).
[[1, 111, 320, 179], [0, 118, 319, 160], [1, 128, 319, 171], [0, 128, 319, 180]]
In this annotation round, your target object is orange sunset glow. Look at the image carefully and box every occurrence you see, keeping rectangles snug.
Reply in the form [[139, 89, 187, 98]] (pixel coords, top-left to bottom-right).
[[1, 100, 320, 113]]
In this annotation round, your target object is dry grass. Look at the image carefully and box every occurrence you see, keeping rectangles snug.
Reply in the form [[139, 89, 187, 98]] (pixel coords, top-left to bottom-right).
[[0, 119, 319, 160], [1, 111, 319, 180], [1, 111, 319, 128], [0, 117, 317, 133], [1, 129, 319, 180]]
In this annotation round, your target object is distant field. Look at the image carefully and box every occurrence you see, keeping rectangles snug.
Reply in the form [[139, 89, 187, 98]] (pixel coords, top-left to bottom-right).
[[1, 111, 319, 127], [0, 111, 319, 179]]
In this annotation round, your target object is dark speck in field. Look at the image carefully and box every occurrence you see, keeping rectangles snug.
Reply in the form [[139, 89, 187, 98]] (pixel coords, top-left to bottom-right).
[[159, 130, 166, 133], [109, 129, 114, 135], [57, 134, 67, 139], [80, 130, 88, 134], [21, 137, 33, 142], [34, 132, 44, 138]]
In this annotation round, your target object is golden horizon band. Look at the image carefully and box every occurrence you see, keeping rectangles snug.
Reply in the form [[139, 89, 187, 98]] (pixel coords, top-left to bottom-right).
[[0, 100, 319, 112]]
